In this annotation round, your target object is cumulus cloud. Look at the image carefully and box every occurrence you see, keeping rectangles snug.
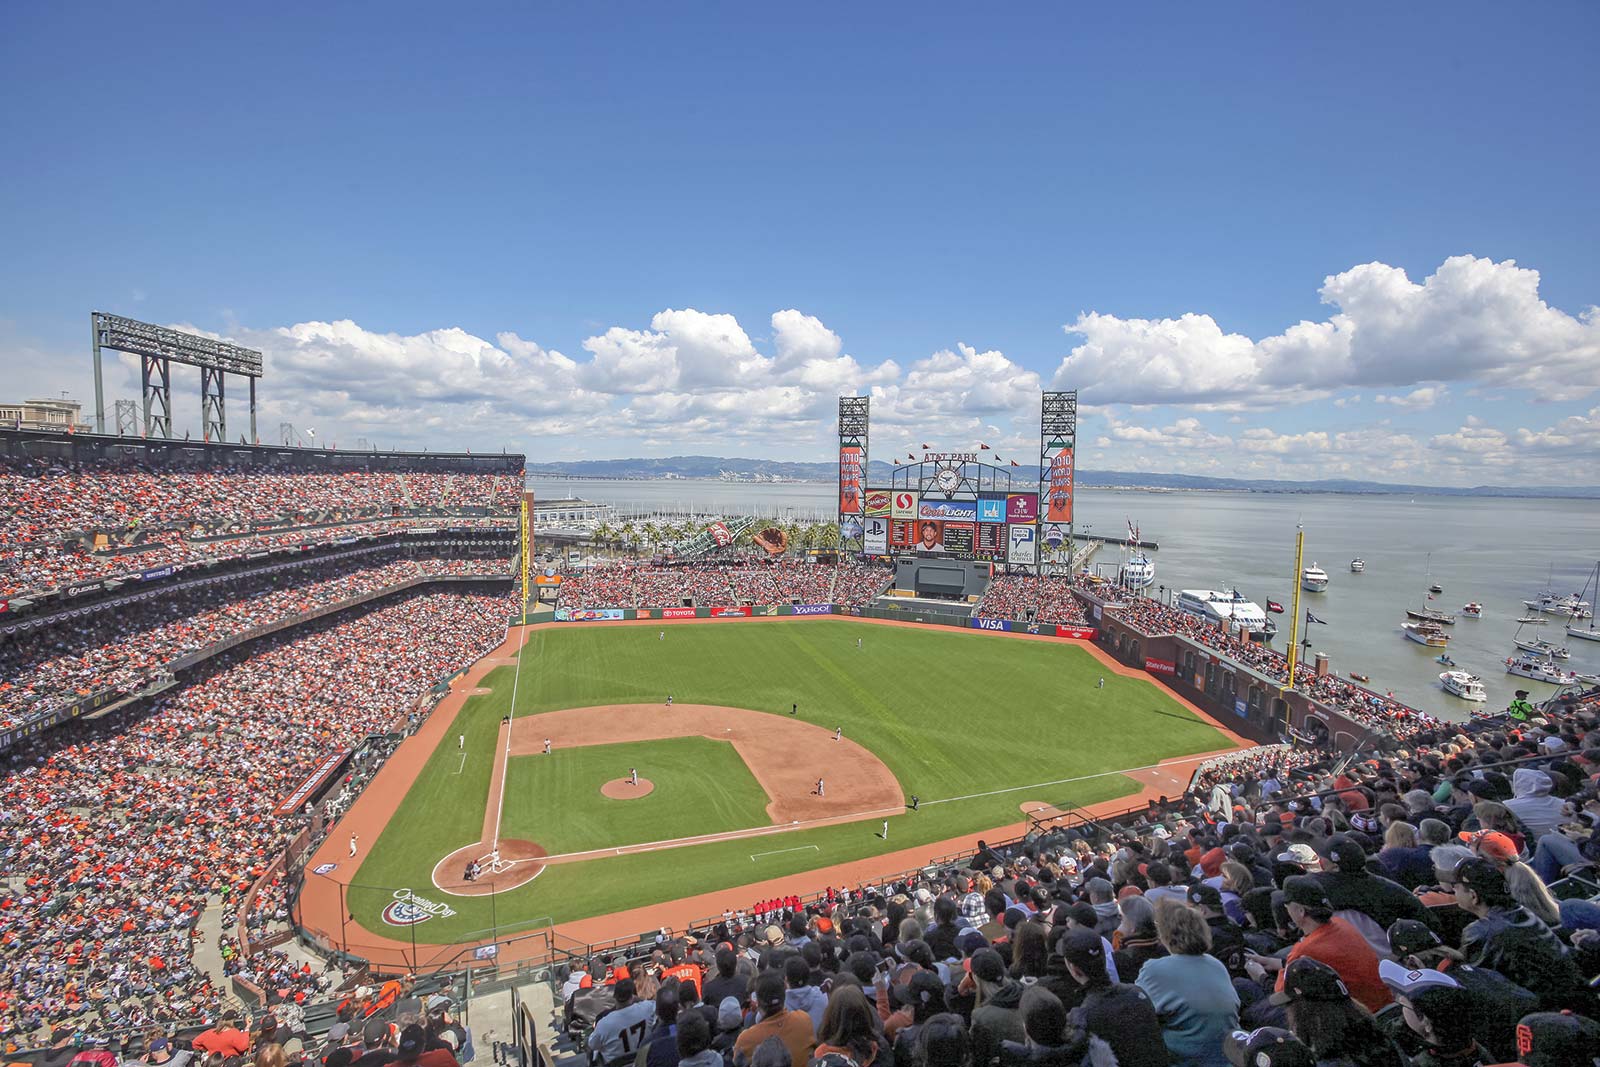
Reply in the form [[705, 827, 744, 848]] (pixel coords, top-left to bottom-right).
[[1055, 255, 1600, 404]]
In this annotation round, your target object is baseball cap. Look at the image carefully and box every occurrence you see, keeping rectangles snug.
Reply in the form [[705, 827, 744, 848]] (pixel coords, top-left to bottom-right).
[[1268, 958, 1350, 1006], [1199, 847, 1226, 877], [1275, 843, 1319, 868], [1187, 884, 1224, 911], [1515, 1012, 1600, 1067], [717, 997, 743, 1030], [326, 1023, 350, 1043], [1321, 836, 1368, 873], [956, 929, 989, 956], [969, 948, 1006, 984], [1458, 829, 1520, 863], [1222, 1028, 1314, 1067], [1280, 876, 1332, 911], [426, 994, 451, 1014], [1058, 928, 1105, 971], [761, 924, 786, 946], [1385, 919, 1442, 960], [893, 971, 946, 1010], [1377, 958, 1460, 996], [362, 1019, 390, 1046], [148, 1039, 171, 1053], [396, 1024, 427, 1059]]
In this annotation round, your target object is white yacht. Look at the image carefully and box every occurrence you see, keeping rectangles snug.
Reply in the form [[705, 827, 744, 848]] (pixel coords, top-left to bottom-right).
[[1120, 552, 1156, 589], [1439, 670, 1487, 702], [1301, 563, 1329, 592], [1176, 588, 1277, 641], [1524, 592, 1594, 619], [1461, 603, 1483, 618], [1506, 655, 1578, 685], [1402, 621, 1450, 647], [1514, 636, 1571, 659], [1349, 558, 1365, 573], [1569, 623, 1600, 643]]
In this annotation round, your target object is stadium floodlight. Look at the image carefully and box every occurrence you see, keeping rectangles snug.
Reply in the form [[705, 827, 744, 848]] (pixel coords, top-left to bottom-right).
[[91, 311, 264, 442]]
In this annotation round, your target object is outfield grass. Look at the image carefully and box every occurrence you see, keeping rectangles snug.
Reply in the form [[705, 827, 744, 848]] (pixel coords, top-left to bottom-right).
[[498, 737, 771, 853], [350, 620, 1230, 941]]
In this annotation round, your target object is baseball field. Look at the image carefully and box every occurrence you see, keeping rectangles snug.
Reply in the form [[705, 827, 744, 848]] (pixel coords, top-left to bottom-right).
[[338, 618, 1236, 948]]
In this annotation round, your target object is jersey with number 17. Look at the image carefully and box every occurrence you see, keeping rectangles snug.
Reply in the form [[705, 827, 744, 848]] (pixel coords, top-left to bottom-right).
[[589, 999, 657, 1065]]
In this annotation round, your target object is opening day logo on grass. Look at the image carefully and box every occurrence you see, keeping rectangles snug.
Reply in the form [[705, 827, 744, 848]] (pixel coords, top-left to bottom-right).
[[381, 888, 457, 926]]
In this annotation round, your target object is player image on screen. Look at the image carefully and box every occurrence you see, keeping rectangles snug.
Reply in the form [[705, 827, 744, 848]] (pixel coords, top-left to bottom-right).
[[916, 520, 943, 552]]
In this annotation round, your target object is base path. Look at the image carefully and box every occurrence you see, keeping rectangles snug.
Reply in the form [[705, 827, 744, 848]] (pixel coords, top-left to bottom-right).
[[297, 616, 1252, 971], [601, 777, 655, 799]]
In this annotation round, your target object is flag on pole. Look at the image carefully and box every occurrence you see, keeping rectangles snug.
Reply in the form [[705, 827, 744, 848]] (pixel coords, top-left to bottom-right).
[[1307, 611, 1329, 625], [979, 443, 990, 450], [1266, 600, 1285, 614]]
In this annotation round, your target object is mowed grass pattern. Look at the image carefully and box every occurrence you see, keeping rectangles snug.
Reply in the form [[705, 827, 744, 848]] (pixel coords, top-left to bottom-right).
[[351, 620, 1230, 939], [499, 737, 771, 854]]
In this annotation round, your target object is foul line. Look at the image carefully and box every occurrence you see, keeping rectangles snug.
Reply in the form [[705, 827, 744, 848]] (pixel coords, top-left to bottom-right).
[[918, 751, 1222, 807], [751, 845, 819, 861], [492, 627, 528, 850]]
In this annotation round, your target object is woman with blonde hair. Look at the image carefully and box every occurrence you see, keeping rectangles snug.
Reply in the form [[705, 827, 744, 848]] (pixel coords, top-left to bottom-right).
[[1504, 861, 1561, 927], [253, 1045, 287, 1067], [1133, 901, 1237, 1067]]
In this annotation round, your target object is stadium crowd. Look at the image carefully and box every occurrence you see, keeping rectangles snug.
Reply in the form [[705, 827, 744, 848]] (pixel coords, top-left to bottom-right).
[[560, 685, 1600, 1067], [558, 563, 893, 612], [1112, 598, 1445, 742], [0, 551, 514, 731], [974, 577, 1090, 626], [0, 456, 520, 598], [0, 586, 513, 1045]]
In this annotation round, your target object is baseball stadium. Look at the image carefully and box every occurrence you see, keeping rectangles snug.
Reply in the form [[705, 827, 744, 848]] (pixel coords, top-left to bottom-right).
[[4, 317, 1595, 1065]]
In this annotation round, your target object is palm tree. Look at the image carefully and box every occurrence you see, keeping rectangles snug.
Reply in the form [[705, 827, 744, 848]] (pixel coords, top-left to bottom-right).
[[591, 522, 614, 557]]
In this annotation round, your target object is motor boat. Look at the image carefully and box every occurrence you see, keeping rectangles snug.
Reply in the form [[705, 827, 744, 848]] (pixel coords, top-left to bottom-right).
[[1403, 622, 1450, 648], [1515, 616, 1547, 625], [1349, 558, 1365, 573], [1348, 671, 1370, 683], [1429, 583, 1443, 594], [1440, 670, 1488, 702], [1301, 563, 1329, 592], [1176, 588, 1277, 641], [1436, 653, 1456, 667], [1505, 655, 1578, 685], [1524, 592, 1594, 619], [1461, 603, 1482, 618], [1405, 607, 1457, 625]]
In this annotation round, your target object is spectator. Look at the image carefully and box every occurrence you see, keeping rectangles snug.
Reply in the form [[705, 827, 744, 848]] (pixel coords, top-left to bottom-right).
[[1267, 959, 1394, 1067], [1134, 900, 1239, 1067], [1057, 928, 1167, 1067], [1453, 859, 1589, 1011], [735, 973, 816, 1067]]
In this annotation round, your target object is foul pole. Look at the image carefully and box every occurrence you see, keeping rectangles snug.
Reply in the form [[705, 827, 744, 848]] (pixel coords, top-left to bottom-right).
[[1281, 527, 1305, 733]]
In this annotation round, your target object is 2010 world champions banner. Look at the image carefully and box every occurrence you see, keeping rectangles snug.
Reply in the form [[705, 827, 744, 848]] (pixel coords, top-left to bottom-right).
[[838, 445, 864, 514], [1044, 445, 1074, 522]]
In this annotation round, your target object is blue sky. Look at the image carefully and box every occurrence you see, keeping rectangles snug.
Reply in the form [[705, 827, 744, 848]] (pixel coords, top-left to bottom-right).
[[2, 2, 1597, 483]]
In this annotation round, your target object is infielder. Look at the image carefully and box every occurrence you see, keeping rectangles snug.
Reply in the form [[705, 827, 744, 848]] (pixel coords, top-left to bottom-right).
[[815, 778, 825, 797], [543, 737, 552, 754], [348, 833, 358, 858], [834, 726, 842, 742], [881, 820, 889, 839]]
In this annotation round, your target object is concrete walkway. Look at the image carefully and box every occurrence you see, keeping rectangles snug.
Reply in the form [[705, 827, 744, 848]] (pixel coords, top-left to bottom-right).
[[193, 895, 247, 1014]]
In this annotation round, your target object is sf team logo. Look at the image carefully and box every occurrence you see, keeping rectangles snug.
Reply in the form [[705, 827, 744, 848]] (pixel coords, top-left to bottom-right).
[[312, 863, 337, 876]]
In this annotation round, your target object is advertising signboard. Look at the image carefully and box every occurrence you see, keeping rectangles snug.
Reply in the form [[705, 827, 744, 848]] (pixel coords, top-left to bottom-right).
[[792, 604, 833, 615], [976, 497, 1006, 524], [1007, 524, 1037, 565], [971, 617, 1010, 632], [711, 605, 752, 618], [660, 607, 698, 618], [891, 491, 919, 518], [839, 445, 864, 514], [1006, 493, 1039, 523], [1057, 625, 1097, 640], [557, 607, 625, 621], [1145, 656, 1177, 675], [917, 499, 977, 521], [864, 515, 889, 554], [865, 489, 891, 516]]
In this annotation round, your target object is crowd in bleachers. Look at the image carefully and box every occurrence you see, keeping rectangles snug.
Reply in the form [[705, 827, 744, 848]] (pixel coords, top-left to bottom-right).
[[1113, 598, 1446, 742], [0, 586, 512, 1044], [974, 576, 1091, 626], [557, 562, 894, 611], [0, 456, 520, 598], [561, 687, 1600, 1067], [0, 551, 514, 731]]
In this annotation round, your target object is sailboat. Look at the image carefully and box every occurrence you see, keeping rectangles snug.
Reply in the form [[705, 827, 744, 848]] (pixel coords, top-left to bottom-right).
[[1569, 561, 1600, 644], [1406, 552, 1455, 624], [1514, 619, 1570, 659]]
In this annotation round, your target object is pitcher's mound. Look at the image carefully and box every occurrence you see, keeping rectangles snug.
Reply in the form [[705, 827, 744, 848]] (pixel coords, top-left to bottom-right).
[[602, 777, 655, 799], [434, 838, 548, 895], [468, 687, 494, 695]]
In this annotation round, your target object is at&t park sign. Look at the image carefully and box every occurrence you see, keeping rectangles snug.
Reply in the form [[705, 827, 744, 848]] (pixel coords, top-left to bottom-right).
[[921, 452, 980, 463]]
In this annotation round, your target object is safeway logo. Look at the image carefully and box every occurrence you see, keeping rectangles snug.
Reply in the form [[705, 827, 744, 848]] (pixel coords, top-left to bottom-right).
[[894, 493, 914, 510]]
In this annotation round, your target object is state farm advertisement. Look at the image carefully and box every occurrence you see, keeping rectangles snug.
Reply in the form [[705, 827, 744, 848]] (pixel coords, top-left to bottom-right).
[[1144, 656, 1177, 675]]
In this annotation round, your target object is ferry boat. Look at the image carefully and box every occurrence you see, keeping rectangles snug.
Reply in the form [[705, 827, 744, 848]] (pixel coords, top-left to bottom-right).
[[1405, 607, 1457, 625], [1461, 603, 1482, 618], [1506, 654, 1578, 685], [1176, 588, 1277, 641], [1349, 558, 1365, 573], [1301, 563, 1329, 592], [1120, 552, 1156, 589], [1402, 621, 1450, 648], [1439, 670, 1487, 702]]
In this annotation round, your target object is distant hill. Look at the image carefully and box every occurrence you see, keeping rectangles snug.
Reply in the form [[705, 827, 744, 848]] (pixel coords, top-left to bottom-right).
[[524, 456, 1600, 499]]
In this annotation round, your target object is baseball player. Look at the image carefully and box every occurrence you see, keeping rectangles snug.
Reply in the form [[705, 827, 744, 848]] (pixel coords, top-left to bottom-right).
[[543, 737, 552, 754], [666, 694, 673, 707], [815, 778, 825, 797], [630, 767, 639, 786], [834, 726, 842, 742], [791, 702, 797, 716], [1097, 677, 1105, 689], [881, 820, 889, 839], [857, 637, 862, 648], [349, 833, 358, 858], [458, 733, 465, 750], [491, 847, 501, 868]]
